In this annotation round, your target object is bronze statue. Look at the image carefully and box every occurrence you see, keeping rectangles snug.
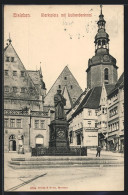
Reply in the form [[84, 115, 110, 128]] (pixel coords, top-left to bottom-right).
[[54, 90, 66, 120]]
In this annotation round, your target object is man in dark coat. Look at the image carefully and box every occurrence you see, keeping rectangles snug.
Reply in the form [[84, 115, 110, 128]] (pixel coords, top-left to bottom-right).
[[96, 145, 101, 157]]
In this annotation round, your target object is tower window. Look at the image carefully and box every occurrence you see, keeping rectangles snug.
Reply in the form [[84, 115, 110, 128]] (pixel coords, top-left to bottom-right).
[[64, 77, 67, 80], [104, 68, 109, 81], [59, 85, 61, 89]]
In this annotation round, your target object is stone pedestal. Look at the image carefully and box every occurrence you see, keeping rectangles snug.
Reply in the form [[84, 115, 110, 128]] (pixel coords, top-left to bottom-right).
[[49, 119, 69, 154]]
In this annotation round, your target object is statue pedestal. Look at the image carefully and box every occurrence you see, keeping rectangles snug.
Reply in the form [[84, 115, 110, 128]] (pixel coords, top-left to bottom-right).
[[49, 119, 69, 154]]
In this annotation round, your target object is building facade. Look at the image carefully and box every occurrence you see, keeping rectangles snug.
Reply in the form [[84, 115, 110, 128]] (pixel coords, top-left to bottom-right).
[[4, 39, 50, 153]]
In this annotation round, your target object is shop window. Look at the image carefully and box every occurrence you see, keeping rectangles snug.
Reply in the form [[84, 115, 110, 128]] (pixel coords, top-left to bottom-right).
[[35, 134, 44, 148]]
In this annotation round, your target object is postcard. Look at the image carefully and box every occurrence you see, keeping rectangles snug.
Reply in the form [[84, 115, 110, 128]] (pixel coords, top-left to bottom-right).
[[4, 5, 124, 191]]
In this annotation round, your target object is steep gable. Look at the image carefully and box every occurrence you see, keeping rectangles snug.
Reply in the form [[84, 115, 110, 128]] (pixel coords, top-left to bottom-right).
[[4, 43, 39, 100], [44, 66, 83, 108]]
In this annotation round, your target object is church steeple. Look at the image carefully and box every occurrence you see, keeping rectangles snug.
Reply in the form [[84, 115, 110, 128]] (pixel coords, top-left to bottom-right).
[[94, 5, 109, 55], [86, 5, 118, 89]]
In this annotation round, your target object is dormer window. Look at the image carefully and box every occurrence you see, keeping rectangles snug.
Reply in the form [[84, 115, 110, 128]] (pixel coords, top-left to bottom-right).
[[6, 57, 10, 62], [13, 71, 17, 76], [21, 71, 25, 77]]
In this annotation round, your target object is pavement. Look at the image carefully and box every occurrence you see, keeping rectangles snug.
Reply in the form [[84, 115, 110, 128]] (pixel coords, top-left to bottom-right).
[[4, 150, 124, 192]]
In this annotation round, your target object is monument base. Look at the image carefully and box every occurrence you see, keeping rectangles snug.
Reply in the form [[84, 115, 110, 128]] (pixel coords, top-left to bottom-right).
[[49, 119, 69, 152]]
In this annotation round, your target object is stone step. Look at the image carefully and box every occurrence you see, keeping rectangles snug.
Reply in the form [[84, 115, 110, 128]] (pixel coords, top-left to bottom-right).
[[9, 159, 123, 165], [11, 157, 119, 161], [8, 163, 124, 169]]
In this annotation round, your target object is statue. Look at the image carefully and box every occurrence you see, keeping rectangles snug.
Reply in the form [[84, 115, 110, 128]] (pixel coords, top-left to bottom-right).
[[54, 90, 66, 120]]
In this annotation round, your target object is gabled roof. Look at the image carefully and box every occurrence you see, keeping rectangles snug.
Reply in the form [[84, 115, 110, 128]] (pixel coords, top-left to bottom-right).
[[44, 65, 83, 108], [108, 72, 124, 97]]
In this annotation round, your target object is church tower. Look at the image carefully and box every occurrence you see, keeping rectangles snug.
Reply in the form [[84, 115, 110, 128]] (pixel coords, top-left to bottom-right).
[[86, 5, 118, 89]]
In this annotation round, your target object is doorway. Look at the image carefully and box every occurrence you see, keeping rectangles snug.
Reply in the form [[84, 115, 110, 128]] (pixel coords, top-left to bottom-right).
[[9, 135, 16, 151]]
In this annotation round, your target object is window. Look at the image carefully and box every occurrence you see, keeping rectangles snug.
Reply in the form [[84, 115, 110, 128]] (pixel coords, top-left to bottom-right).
[[71, 85, 73, 89], [95, 122, 98, 128], [88, 110, 92, 116], [21, 87, 25, 93], [13, 71, 17, 76], [10, 119, 15, 128], [21, 71, 25, 77], [13, 87, 17, 93], [35, 134, 44, 147], [77, 134, 81, 145], [64, 77, 67, 80], [4, 86, 9, 92], [104, 68, 109, 81], [59, 85, 61, 89], [88, 121, 91, 127], [6, 57, 10, 62], [11, 57, 14, 62], [40, 120, 45, 129], [4, 118, 9, 127], [35, 120, 39, 129], [69, 131, 73, 143], [5, 70, 9, 76], [16, 119, 21, 128], [95, 110, 98, 116]]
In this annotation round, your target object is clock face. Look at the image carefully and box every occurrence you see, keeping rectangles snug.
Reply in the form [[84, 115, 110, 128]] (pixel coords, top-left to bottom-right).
[[57, 130, 65, 138], [103, 55, 109, 61]]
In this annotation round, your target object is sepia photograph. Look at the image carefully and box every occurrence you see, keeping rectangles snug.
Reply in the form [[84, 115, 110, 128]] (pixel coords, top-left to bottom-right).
[[4, 4, 124, 191]]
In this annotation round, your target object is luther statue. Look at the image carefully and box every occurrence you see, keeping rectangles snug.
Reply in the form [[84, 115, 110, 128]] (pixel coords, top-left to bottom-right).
[[54, 90, 66, 120]]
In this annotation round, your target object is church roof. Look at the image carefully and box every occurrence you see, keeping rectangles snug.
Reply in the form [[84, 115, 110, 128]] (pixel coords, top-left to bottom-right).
[[44, 66, 83, 109]]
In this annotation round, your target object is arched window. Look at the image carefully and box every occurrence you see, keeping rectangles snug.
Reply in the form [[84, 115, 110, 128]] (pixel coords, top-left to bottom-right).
[[35, 134, 44, 148], [104, 68, 109, 81], [98, 40, 101, 46]]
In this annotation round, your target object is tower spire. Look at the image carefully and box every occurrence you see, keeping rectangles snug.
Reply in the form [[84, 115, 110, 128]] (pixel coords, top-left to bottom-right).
[[7, 33, 12, 44], [100, 4, 102, 15], [94, 5, 109, 54]]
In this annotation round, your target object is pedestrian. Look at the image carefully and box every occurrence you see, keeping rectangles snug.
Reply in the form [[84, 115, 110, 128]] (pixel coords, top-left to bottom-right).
[[96, 145, 101, 157]]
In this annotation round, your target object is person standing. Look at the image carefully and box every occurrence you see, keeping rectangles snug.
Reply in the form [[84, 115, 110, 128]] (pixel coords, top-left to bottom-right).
[[96, 145, 101, 157]]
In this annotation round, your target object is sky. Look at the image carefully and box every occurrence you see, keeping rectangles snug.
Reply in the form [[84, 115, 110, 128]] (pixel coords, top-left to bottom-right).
[[4, 5, 124, 92]]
